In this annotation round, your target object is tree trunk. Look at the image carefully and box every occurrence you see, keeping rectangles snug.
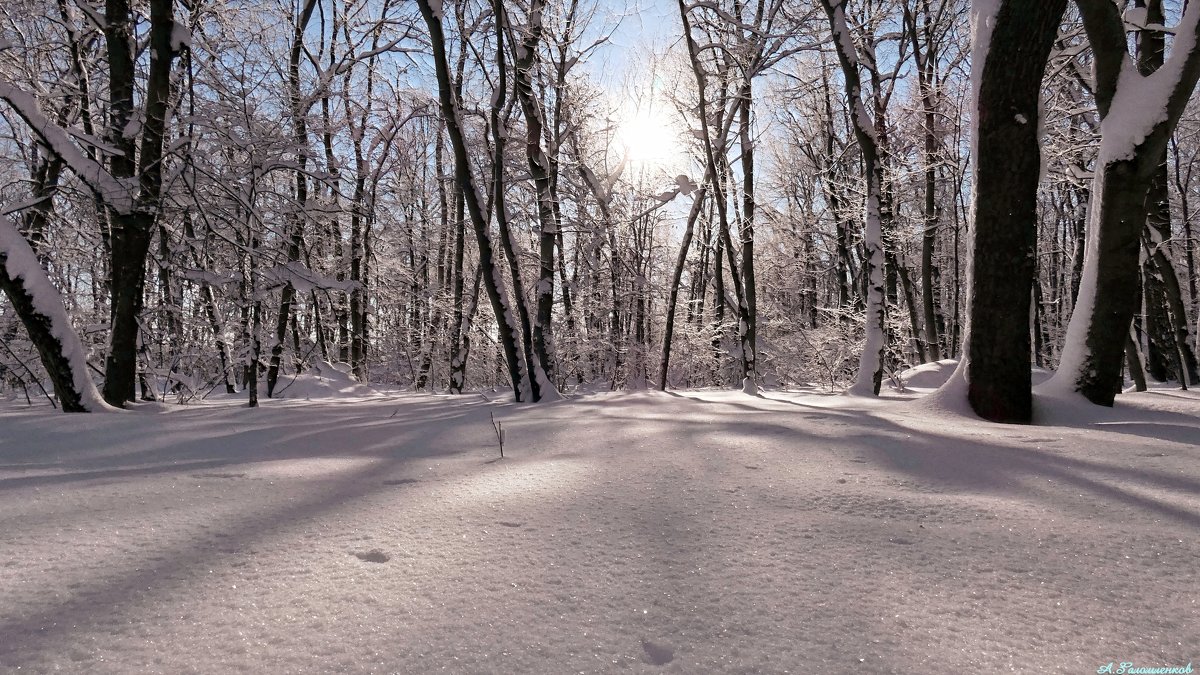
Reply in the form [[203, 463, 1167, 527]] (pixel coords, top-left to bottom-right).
[[907, 3, 943, 361], [965, 0, 1066, 422], [1126, 331, 1148, 392], [489, 0, 539, 401], [417, 0, 528, 401], [659, 188, 708, 390], [99, 0, 176, 407], [1052, 0, 1200, 405], [266, 0, 317, 397], [505, 0, 561, 397], [678, 0, 751, 387], [821, 0, 887, 396]]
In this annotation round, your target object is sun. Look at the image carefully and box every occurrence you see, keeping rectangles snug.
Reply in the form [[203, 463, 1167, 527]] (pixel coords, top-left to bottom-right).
[[614, 105, 682, 170]]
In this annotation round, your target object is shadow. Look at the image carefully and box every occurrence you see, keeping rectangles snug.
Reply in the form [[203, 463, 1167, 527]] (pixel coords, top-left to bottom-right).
[[561, 393, 1200, 531], [0, 460, 234, 490], [0, 395, 486, 481], [1, 390, 1197, 670], [1088, 421, 1200, 448], [0, 395, 494, 664]]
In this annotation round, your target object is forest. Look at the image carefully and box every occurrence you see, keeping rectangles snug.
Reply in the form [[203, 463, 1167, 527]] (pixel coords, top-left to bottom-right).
[[2, 2, 1200, 671], [0, 0, 1195, 422]]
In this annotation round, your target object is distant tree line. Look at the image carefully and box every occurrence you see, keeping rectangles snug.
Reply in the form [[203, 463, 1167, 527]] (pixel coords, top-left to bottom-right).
[[0, 0, 1197, 423]]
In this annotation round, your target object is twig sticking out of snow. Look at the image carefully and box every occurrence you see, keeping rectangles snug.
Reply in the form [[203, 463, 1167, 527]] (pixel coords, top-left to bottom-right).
[[490, 412, 505, 458]]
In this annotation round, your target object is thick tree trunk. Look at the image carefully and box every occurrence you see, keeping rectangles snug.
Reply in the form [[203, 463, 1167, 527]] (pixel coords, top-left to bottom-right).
[[1060, 160, 1167, 403], [965, 0, 1066, 422], [104, 211, 154, 404], [1134, 0, 1198, 388], [100, 0, 175, 407]]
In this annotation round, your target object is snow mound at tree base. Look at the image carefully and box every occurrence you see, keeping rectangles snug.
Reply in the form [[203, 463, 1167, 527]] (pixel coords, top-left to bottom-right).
[[273, 360, 379, 399], [893, 359, 1053, 392]]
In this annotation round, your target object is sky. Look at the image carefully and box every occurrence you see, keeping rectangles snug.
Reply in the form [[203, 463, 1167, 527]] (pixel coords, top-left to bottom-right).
[[580, 0, 681, 89]]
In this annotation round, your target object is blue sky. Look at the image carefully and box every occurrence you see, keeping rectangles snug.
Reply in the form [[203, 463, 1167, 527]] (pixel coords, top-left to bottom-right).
[[580, 0, 680, 88]]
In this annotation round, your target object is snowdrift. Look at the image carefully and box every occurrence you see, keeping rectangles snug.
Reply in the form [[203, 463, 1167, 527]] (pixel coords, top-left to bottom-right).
[[271, 360, 379, 399], [893, 358, 1054, 391]]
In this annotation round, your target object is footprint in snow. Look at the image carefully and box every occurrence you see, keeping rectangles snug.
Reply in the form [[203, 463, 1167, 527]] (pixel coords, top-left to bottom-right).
[[640, 638, 675, 666], [353, 549, 390, 563]]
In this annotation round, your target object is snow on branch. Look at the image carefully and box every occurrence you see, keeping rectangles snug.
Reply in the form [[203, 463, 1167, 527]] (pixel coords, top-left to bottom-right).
[[1097, 2, 1200, 161], [0, 215, 111, 411], [0, 81, 133, 214]]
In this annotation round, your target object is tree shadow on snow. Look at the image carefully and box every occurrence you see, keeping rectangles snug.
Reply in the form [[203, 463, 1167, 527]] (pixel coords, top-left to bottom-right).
[[0, 396, 499, 665]]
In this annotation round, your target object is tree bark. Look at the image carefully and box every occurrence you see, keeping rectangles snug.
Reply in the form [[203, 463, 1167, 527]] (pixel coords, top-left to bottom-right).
[[906, 2, 943, 361], [820, 0, 887, 396], [504, 0, 561, 397], [417, 0, 528, 401], [1, 216, 105, 411], [266, 0, 317, 397], [100, 0, 176, 407], [659, 187, 708, 390], [1053, 0, 1200, 405], [965, 0, 1066, 422]]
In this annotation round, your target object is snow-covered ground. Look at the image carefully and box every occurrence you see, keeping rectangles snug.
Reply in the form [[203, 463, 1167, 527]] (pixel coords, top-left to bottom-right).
[[1, 384, 1197, 673]]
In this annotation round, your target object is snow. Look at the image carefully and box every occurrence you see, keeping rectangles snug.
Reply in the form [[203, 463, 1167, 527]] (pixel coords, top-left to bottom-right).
[[262, 360, 377, 399], [2, 387, 1197, 672], [0, 216, 111, 412], [740, 376, 758, 395], [896, 359, 1052, 393], [531, 361, 561, 402], [170, 23, 192, 51], [1096, 4, 1200, 163]]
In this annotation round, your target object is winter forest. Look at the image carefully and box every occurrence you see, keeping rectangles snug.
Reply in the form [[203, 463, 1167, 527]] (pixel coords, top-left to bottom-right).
[[1, 0, 1199, 672], [0, 0, 1199, 416]]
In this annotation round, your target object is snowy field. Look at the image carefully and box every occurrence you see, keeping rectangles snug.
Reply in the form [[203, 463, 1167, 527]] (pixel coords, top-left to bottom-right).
[[1, 382, 1198, 673]]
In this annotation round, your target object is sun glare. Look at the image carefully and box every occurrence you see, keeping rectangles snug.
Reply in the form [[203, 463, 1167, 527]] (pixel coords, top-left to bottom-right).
[[615, 107, 681, 169]]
